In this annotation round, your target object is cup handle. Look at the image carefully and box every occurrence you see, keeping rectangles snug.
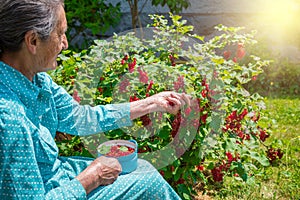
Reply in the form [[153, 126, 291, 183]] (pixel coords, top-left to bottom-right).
[[128, 139, 138, 152]]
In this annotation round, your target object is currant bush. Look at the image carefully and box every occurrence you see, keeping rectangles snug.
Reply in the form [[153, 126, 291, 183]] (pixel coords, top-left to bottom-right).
[[51, 13, 283, 199]]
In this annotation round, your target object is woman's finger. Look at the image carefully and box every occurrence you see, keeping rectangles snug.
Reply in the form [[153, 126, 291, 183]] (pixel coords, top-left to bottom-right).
[[166, 95, 184, 107], [170, 92, 191, 108], [181, 93, 191, 107]]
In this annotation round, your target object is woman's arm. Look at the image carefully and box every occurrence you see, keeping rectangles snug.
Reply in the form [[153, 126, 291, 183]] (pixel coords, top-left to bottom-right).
[[50, 73, 190, 136]]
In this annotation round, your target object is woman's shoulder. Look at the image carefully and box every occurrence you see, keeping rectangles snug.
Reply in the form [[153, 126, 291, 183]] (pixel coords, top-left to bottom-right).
[[0, 81, 16, 98], [0, 81, 25, 113]]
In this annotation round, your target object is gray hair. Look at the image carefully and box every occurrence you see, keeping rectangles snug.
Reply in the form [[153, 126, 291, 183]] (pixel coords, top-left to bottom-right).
[[0, 0, 64, 54]]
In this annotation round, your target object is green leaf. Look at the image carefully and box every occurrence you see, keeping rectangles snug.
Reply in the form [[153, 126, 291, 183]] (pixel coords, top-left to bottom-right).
[[119, 146, 128, 152], [249, 152, 270, 166], [157, 125, 172, 139], [97, 145, 110, 155], [211, 57, 225, 65], [207, 162, 215, 170], [183, 192, 190, 200], [177, 184, 192, 200], [231, 162, 248, 181], [225, 138, 238, 151], [174, 167, 183, 181]]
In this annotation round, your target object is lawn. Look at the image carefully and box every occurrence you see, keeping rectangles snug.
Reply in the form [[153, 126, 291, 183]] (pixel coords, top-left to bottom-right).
[[200, 98, 300, 200]]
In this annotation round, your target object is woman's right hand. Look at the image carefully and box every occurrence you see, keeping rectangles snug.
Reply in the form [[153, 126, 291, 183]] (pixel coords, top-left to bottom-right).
[[76, 156, 122, 194]]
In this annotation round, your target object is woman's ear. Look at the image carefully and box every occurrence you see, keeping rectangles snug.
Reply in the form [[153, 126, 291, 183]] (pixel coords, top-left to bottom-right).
[[24, 30, 38, 55]]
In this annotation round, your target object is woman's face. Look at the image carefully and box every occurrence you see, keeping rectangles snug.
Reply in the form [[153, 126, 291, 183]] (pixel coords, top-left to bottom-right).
[[36, 5, 68, 72]]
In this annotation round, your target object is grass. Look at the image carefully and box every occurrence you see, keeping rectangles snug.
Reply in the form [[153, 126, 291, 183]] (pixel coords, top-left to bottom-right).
[[206, 98, 300, 200]]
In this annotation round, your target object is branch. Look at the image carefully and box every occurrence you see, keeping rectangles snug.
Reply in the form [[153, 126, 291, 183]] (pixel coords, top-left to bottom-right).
[[127, 0, 133, 10], [140, 0, 149, 14]]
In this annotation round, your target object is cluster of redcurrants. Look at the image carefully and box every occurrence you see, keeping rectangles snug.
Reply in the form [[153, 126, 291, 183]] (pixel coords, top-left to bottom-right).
[[223, 43, 246, 62], [266, 148, 284, 164], [210, 152, 240, 182], [105, 145, 135, 157]]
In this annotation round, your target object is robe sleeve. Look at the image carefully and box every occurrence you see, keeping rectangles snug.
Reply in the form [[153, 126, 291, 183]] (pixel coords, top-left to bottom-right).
[[48, 75, 133, 136]]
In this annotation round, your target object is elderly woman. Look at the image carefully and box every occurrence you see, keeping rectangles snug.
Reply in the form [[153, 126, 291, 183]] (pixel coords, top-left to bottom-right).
[[0, 0, 190, 199]]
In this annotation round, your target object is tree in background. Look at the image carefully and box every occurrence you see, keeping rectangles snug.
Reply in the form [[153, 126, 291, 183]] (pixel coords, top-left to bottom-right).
[[64, 0, 190, 50], [126, 0, 190, 29]]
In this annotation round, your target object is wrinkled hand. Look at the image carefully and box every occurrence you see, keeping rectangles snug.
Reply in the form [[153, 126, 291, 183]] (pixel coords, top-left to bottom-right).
[[92, 156, 121, 185], [149, 91, 191, 115], [76, 156, 122, 194]]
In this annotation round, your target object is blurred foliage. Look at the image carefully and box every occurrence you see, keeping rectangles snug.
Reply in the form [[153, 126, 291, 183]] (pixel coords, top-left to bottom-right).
[[64, 0, 191, 50], [56, 135, 94, 157], [244, 38, 300, 98], [124, 0, 190, 30], [64, 0, 122, 50], [151, 0, 189, 14]]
